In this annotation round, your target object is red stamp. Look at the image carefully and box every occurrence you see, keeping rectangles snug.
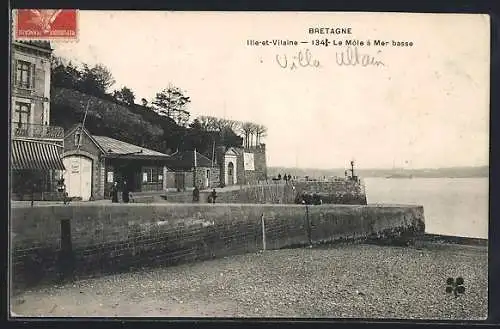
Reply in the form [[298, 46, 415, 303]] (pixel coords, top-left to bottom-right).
[[14, 9, 78, 40]]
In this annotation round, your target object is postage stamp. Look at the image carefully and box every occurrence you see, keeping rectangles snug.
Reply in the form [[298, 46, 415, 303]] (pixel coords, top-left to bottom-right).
[[13, 9, 78, 41]]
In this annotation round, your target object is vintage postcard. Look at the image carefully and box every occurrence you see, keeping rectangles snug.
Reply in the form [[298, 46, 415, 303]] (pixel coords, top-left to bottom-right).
[[9, 10, 489, 319]]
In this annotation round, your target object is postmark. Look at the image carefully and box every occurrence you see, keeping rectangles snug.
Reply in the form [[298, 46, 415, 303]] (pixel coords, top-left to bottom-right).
[[13, 9, 78, 41]]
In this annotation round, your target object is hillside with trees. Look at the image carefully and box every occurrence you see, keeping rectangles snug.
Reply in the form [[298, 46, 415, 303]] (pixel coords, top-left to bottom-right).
[[49, 57, 267, 157]]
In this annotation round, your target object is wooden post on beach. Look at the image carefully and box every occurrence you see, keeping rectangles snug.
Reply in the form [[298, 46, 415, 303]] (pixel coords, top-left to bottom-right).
[[305, 204, 312, 246], [59, 219, 74, 281], [261, 214, 266, 251]]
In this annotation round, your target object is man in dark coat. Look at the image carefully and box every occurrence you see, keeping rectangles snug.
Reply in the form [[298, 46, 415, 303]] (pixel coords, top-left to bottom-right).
[[193, 186, 200, 202], [122, 181, 130, 203], [111, 182, 119, 203], [312, 193, 322, 205], [210, 188, 217, 204]]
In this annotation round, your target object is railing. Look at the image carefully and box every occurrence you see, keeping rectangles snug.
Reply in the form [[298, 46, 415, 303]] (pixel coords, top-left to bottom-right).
[[12, 123, 64, 140], [12, 86, 34, 98]]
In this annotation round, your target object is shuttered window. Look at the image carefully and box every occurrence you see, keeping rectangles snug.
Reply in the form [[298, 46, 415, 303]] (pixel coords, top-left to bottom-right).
[[15, 60, 35, 89], [14, 102, 31, 128]]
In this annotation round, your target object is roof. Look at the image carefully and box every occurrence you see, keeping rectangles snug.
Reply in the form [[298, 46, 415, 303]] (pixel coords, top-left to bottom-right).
[[168, 150, 214, 169], [14, 40, 52, 51], [225, 147, 239, 156], [92, 135, 170, 158]]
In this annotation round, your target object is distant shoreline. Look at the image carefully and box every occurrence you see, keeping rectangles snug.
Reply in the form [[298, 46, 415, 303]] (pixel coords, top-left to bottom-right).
[[378, 175, 488, 179], [268, 166, 488, 179]]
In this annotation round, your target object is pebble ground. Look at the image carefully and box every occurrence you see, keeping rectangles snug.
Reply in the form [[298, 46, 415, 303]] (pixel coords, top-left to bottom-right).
[[10, 243, 488, 319]]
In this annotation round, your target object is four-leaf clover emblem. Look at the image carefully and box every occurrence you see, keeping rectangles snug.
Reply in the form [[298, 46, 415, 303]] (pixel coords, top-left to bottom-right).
[[446, 277, 465, 297]]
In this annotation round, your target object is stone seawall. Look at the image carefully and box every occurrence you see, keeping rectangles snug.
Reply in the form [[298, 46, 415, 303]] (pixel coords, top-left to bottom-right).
[[293, 180, 367, 204], [162, 181, 367, 205], [11, 203, 424, 289]]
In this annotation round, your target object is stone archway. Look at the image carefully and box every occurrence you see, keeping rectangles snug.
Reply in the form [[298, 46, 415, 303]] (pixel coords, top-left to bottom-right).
[[227, 162, 234, 186]]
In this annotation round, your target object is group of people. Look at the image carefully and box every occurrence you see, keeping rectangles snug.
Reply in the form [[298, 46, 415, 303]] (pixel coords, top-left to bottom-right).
[[295, 192, 323, 205], [192, 186, 218, 204], [110, 181, 130, 203], [276, 173, 293, 184]]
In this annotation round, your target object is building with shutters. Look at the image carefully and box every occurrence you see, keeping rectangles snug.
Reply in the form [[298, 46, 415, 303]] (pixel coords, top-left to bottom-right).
[[10, 41, 66, 201]]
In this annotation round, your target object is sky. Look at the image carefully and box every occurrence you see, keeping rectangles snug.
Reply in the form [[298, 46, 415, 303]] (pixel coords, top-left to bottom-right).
[[52, 11, 490, 169]]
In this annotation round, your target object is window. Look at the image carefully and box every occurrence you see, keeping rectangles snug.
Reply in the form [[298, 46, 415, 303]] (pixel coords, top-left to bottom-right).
[[14, 102, 30, 128], [107, 171, 114, 183], [16, 60, 33, 89], [143, 167, 160, 183], [74, 131, 82, 146]]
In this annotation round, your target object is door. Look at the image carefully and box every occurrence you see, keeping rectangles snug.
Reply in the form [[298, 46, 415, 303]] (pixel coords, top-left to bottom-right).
[[63, 156, 92, 201], [227, 162, 234, 186], [175, 172, 185, 191]]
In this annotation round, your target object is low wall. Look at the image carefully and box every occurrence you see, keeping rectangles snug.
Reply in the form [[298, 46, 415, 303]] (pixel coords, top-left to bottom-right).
[[161, 181, 366, 205], [293, 180, 367, 205], [11, 192, 66, 202], [11, 203, 424, 289], [161, 185, 295, 204]]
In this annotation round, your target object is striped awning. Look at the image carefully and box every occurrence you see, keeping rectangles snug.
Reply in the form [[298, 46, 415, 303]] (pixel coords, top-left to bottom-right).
[[11, 139, 65, 170]]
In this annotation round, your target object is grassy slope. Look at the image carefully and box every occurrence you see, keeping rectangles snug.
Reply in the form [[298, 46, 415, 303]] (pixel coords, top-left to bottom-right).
[[50, 87, 241, 157], [50, 87, 177, 152]]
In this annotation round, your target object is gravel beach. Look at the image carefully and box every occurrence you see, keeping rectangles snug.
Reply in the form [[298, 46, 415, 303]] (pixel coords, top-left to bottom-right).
[[10, 243, 487, 319]]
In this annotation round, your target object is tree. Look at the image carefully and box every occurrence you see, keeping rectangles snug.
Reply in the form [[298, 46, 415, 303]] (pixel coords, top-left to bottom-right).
[[222, 119, 239, 131], [212, 117, 227, 132], [197, 116, 218, 131], [189, 118, 203, 130], [79, 64, 116, 96], [174, 109, 190, 127], [240, 122, 254, 148], [141, 98, 148, 107], [113, 86, 136, 105], [51, 57, 81, 90], [152, 85, 191, 126], [249, 123, 259, 147], [255, 124, 268, 145]]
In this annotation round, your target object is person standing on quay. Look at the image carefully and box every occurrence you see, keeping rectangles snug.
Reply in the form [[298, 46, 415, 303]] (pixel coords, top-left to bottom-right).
[[210, 188, 217, 204], [193, 186, 200, 202], [122, 181, 130, 203], [111, 182, 119, 203]]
